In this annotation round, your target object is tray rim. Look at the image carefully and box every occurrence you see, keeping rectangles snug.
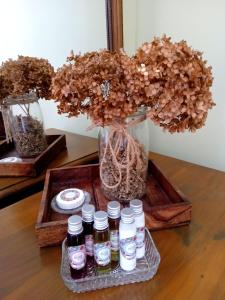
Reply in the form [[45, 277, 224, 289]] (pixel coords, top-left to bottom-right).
[[36, 161, 191, 228], [0, 134, 66, 177]]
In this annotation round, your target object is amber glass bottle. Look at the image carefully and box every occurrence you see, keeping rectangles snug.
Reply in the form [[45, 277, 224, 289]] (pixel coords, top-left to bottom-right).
[[107, 201, 120, 268], [93, 211, 111, 274], [82, 204, 95, 274], [67, 215, 86, 279]]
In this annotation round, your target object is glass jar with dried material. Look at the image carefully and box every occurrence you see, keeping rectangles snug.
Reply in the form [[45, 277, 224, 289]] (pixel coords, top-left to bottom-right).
[[5, 92, 47, 157], [99, 108, 149, 202]]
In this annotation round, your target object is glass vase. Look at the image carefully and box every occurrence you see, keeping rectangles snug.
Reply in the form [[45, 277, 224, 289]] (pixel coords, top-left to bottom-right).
[[6, 92, 47, 158], [99, 109, 149, 202]]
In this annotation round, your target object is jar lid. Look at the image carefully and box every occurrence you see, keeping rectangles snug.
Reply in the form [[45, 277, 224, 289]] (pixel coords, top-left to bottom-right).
[[121, 207, 134, 224], [68, 215, 83, 234], [94, 211, 108, 230], [107, 201, 120, 219], [82, 204, 95, 222], [130, 199, 143, 215], [56, 188, 84, 210]]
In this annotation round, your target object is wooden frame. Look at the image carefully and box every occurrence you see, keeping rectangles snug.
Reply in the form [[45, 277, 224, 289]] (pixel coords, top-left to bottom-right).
[[105, 0, 123, 51]]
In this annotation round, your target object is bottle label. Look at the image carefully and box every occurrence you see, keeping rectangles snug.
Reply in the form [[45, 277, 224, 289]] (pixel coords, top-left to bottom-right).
[[110, 230, 119, 251], [136, 227, 145, 248], [94, 242, 111, 266], [85, 234, 94, 256], [120, 236, 136, 260], [68, 245, 86, 270]]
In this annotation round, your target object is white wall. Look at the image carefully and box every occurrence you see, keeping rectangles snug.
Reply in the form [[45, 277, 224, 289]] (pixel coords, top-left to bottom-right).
[[123, 0, 225, 171], [0, 0, 107, 137]]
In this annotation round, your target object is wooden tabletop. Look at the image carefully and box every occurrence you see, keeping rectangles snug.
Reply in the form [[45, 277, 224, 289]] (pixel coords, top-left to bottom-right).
[[0, 128, 98, 207], [1, 153, 225, 300]]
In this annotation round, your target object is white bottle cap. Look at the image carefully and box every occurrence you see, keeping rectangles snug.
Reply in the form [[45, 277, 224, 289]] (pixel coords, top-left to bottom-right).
[[94, 211, 108, 230], [82, 204, 95, 222], [68, 215, 83, 234], [130, 199, 143, 215], [121, 208, 134, 224], [107, 201, 120, 219]]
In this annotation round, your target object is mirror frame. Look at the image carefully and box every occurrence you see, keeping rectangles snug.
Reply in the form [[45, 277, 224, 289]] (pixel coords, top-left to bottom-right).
[[105, 0, 123, 51]]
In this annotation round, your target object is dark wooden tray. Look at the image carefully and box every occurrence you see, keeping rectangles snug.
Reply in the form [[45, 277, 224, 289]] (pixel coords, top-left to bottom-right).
[[36, 161, 191, 247], [0, 134, 66, 177]]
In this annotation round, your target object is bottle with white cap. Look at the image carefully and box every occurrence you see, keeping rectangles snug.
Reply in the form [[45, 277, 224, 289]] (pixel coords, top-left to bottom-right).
[[107, 201, 120, 267], [130, 199, 145, 259], [119, 207, 137, 271], [93, 211, 111, 273], [82, 204, 95, 258], [67, 215, 86, 279]]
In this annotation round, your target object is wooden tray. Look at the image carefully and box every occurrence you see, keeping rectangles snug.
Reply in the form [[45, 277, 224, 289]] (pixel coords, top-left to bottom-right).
[[36, 161, 191, 247], [0, 134, 66, 177]]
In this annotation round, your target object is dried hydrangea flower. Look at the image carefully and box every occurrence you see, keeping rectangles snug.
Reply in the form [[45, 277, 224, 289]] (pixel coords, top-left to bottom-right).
[[52, 49, 145, 126], [0, 56, 54, 100], [135, 35, 215, 132]]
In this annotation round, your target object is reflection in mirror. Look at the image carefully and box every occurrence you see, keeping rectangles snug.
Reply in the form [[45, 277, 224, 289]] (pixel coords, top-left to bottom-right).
[[0, 0, 107, 137], [123, 0, 225, 171]]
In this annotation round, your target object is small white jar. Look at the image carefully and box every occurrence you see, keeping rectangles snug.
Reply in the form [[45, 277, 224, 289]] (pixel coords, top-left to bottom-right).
[[130, 199, 145, 259], [119, 207, 136, 271], [56, 188, 84, 210]]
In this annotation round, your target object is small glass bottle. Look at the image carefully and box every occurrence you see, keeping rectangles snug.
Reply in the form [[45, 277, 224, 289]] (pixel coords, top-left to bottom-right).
[[130, 199, 145, 259], [93, 211, 111, 274], [67, 215, 86, 279], [82, 204, 95, 258], [107, 201, 120, 268], [119, 208, 137, 271]]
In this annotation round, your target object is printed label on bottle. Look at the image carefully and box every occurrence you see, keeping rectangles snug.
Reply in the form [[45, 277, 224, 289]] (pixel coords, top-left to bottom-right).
[[110, 230, 119, 251], [85, 234, 94, 256], [136, 227, 145, 248], [120, 236, 136, 260], [68, 245, 86, 270], [94, 242, 111, 266]]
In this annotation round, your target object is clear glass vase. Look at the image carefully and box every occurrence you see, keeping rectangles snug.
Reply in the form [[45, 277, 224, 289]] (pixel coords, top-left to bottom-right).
[[5, 92, 47, 158], [99, 109, 149, 202]]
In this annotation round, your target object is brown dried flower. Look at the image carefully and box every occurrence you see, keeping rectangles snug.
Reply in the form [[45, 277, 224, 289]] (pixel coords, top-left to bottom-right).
[[0, 56, 54, 101], [52, 50, 145, 125], [135, 35, 215, 132], [52, 36, 214, 132], [0, 74, 9, 105]]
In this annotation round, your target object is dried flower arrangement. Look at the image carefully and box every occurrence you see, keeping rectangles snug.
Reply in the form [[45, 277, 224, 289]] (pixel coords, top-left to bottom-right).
[[135, 36, 215, 132], [0, 56, 54, 156], [51, 36, 215, 201]]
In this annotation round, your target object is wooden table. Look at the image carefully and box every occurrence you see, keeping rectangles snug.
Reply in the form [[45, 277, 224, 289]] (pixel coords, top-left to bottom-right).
[[0, 128, 98, 208], [1, 153, 225, 300]]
